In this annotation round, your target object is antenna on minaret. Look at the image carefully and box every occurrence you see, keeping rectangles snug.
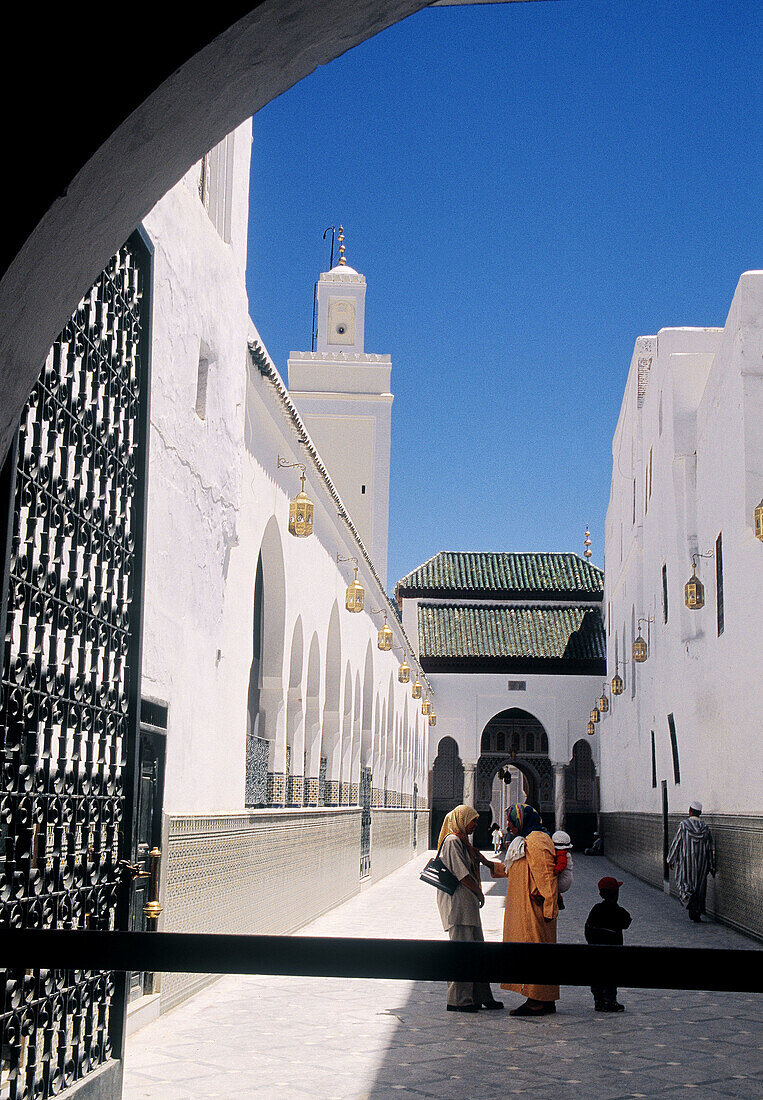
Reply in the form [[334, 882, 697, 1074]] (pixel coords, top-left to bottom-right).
[[584, 525, 592, 559], [337, 225, 346, 265], [312, 225, 336, 351]]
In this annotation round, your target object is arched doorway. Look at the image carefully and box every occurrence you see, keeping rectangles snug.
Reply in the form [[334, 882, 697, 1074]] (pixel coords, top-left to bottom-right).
[[566, 738, 598, 849], [430, 736, 464, 847], [475, 708, 553, 848]]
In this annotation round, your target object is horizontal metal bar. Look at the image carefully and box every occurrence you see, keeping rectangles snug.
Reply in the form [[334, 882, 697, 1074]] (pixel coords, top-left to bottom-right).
[[0, 931, 759, 992]]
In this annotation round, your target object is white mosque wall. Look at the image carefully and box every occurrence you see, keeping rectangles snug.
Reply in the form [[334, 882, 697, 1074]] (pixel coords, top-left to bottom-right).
[[135, 126, 432, 1010], [424, 671, 602, 770], [601, 271, 763, 940], [141, 128, 427, 819]]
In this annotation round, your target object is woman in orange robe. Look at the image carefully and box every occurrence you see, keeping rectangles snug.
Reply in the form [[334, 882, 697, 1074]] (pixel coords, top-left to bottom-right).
[[492, 803, 559, 1016]]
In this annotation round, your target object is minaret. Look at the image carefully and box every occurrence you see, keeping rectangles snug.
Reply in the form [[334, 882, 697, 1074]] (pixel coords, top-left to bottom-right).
[[288, 230, 392, 586]]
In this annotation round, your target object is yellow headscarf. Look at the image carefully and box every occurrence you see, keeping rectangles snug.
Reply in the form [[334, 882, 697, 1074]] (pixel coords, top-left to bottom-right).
[[438, 804, 479, 848]]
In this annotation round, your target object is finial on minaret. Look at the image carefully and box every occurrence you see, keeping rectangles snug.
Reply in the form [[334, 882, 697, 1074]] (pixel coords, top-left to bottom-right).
[[584, 525, 592, 559], [337, 225, 346, 265]]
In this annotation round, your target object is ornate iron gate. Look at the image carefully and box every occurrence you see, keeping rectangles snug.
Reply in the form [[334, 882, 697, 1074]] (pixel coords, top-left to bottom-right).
[[359, 767, 371, 878], [0, 231, 152, 1099]]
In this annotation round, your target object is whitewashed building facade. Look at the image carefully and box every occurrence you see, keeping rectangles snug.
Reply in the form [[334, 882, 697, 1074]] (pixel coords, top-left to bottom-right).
[[130, 128, 431, 1020], [601, 271, 763, 941]]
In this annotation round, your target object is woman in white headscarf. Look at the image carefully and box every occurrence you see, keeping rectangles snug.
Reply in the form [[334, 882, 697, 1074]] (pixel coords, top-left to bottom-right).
[[435, 804, 504, 1013]]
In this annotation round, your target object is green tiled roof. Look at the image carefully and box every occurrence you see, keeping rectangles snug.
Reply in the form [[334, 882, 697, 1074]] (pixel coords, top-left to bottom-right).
[[396, 552, 603, 600], [418, 603, 606, 662]]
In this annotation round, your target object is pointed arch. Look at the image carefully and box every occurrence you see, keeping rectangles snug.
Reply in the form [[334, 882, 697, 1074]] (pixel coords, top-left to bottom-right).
[[245, 516, 286, 807], [340, 660, 353, 804], [302, 632, 321, 805], [284, 616, 304, 785], [351, 669, 362, 801], [361, 641, 374, 771], [321, 602, 342, 804]]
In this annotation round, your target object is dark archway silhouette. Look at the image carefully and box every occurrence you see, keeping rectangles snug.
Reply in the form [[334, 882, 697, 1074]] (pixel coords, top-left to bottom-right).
[[475, 708, 553, 847], [430, 736, 464, 847]]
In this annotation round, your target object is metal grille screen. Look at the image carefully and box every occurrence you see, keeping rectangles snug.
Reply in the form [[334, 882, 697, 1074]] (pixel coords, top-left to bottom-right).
[[0, 234, 150, 1099]]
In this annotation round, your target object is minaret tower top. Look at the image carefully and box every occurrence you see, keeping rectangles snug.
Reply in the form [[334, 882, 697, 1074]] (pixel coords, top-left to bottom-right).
[[314, 226, 367, 356], [287, 226, 392, 585]]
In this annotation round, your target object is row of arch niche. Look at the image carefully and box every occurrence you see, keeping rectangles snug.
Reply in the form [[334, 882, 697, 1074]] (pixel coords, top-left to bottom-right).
[[244, 517, 422, 808], [428, 708, 598, 848]]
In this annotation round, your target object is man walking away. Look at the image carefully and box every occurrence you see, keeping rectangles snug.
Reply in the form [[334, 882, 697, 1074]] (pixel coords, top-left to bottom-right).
[[667, 800, 716, 923]]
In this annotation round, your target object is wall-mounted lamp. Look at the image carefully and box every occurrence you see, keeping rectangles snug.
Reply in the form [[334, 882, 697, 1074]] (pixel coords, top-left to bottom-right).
[[755, 499, 763, 542], [684, 550, 713, 610], [369, 609, 393, 651], [392, 646, 411, 683], [278, 457, 313, 537], [421, 697, 432, 716], [597, 684, 609, 713], [611, 662, 624, 696], [337, 554, 364, 612], [411, 678, 422, 700], [429, 713, 437, 727], [633, 616, 654, 662], [590, 705, 600, 724], [586, 720, 595, 736]]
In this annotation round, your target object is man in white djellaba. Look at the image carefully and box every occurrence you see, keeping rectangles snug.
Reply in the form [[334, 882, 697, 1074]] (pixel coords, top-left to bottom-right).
[[667, 801, 716, 923]]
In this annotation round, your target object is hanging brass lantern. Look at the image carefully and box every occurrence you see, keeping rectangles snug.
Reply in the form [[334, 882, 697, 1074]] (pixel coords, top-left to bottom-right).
[[411, 678, 422, 699], [755, 499, 763, 541], [421, 697, 432, 716], [633, 632, 648, 662], [345, 566, 364, 613], [684, 568, 705, 610], [586, 720, 595, 736], [611, 671, 624, 696], [597, 685, 609, 713], [279, 457, 314, 538], [590, 706, 600, 724], [377, 614, 393, 651], [429, 713, 437, 727], [398, 657, 410, 684]]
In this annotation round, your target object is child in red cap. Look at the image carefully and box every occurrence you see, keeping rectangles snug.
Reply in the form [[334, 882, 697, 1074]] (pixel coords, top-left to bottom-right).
[[584, 876, 632, 1012]]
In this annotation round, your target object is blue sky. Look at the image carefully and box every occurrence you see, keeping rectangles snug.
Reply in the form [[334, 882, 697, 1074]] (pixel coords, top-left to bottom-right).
[[246, 0, 762, 589]]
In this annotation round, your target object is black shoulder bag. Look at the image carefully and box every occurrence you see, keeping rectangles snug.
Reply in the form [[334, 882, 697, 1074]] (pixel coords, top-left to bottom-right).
[[420, 836, 461, 895]]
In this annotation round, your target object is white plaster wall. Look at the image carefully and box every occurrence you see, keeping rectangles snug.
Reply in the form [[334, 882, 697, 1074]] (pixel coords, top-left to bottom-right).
[[139, 126, 427, 816], [602, 272, 763, 817], [141, 121, 252, 816], [424, 669, 603, 769]]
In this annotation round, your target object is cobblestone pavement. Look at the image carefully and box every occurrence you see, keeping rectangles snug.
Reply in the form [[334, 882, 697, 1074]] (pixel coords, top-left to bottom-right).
[[122, 852, 761, 1099]]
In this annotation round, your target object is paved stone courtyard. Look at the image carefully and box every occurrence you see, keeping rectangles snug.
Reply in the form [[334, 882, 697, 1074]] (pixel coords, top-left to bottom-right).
[[123, 852, 761, 1099]]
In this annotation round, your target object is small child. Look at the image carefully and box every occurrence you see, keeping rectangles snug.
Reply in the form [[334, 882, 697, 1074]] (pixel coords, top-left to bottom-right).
[[584, 876, 632, 1012], [551, 830, 574, 909]]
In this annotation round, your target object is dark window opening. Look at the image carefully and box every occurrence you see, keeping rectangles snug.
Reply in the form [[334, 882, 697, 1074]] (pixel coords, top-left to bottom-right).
[[247, 554, 264, 736], [141, 697, 169, 730], [650, 730, 657, 788], [195, 355, 210, 419], [716, 533, 724, 635], [667, 713, 680, 784], [662, 563, 669, 624], [361, 485, 366, 495], [662, 781, 670, 879]]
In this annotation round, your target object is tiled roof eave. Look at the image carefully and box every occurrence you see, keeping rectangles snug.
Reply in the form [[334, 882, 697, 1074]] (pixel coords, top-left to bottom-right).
[[417, 603, 606, 663], [398, 585, 604, 603], [421, 655, 608, 676]]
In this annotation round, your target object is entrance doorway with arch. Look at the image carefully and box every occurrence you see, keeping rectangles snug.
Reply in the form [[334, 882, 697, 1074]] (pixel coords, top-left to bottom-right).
[[475, 708, 553, 848]]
